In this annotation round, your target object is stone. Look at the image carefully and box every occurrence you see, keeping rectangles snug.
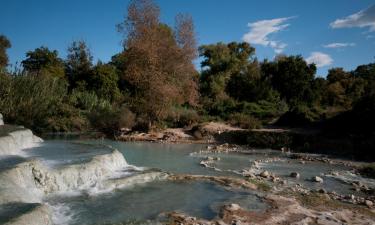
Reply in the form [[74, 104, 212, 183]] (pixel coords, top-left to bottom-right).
[[365, 200, 373, 207], [290, 172, 300, 178], [227, 203, 241, 211], [259, 171, 270, 178], [0, 113, 3, 125], [312, 176, 323, 183], [318, 188, 327, 194]]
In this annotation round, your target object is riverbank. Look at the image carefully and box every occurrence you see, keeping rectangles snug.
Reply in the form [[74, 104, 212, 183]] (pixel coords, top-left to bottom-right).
[[116, 121, 375, 161], [1, 122, 375, 224]]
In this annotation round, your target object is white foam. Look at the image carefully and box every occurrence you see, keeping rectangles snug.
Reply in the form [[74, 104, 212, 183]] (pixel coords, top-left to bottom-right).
[[47, 202, 75, 225]]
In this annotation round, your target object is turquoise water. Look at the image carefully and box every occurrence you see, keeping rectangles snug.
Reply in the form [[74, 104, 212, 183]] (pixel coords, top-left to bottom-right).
[[22, 139, 374, 225], [25, 140, 266, 224]]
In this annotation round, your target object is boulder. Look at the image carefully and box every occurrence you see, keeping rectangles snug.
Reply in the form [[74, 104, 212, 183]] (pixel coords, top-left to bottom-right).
[[0, 113, 3, 125], [312, 176, 323, 183], [290, 172, 300, 178]]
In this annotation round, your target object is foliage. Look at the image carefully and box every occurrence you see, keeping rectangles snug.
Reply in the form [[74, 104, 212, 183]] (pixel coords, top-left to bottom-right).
[[358, 163, 375, 179], [117, 0, 198, 123], [65, 40, 93, 89], [0, 35, 11, 72], [228, 113, 261, 129], [165, 106, 200, 127], [0, 74, 71, 132], [118, 107, 136, 129], [21, 46, 65, 78], [199, 42, 256, 99], [91, 62, 122, 102], [276, 104, 321, 127], [262, 55, 317, 107]]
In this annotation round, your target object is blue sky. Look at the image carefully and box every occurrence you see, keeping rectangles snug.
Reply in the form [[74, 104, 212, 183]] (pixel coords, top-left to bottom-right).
[[1, 0, 375, 76]]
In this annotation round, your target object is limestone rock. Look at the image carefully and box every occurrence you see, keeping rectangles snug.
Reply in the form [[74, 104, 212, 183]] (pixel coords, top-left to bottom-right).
[[259, 170, 270, 178], [312, 176, 323, 183]]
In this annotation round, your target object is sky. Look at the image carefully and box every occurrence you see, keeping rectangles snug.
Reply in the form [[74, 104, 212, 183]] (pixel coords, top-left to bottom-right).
[[1, 0, 375, 76]]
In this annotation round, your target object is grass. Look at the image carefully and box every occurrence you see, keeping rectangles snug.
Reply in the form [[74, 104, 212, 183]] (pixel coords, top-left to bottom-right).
[[247, 178, 272, 192]]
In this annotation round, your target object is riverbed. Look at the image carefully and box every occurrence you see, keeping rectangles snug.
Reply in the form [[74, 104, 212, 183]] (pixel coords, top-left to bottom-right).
[[1, 134, 375, 224]]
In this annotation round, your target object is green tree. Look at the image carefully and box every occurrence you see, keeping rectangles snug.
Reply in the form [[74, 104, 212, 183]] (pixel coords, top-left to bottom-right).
[[199, 42, 256, 99], [21, 46, 65, 78], [91, 62, 121, 102], [65, 40, 93, 89], [261, 55, 317, 107], [0, 35, 11, 73]]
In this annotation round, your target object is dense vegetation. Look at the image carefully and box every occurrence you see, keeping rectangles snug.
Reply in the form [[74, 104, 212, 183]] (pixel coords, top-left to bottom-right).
[[0, 0, 374, 140]]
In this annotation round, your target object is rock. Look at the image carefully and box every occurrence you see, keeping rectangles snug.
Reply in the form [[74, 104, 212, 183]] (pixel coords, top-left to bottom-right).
[[227, 203, 241, 211], [0, 113, 3, 125], [259, 171, 270, 178], [312, 176, 323, 183], [318, 188, 327, 194], [365, 200, 373, 207], [290, 172, 300, 178]]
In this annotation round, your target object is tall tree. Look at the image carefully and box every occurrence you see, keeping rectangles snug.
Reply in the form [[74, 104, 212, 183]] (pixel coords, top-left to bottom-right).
[[262, 55, 316, 107], [65, 40, 93, 89], [22, 46, 65, 78], [199, 42, 258, 99], [117, 0, 198, 122], [91, 61, 121, 102], [0, 35, 11, 72]]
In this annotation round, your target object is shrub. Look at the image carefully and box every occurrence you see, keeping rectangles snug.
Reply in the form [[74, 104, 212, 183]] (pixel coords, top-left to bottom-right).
[[228, 113, 262, 129], [118, 107, 136, 130], [0, 74, 69, 132], [165, 106, 200, 128], [87, 106, 120, 136], [358, 163, 375, 179], [276, 104, 320, 127]]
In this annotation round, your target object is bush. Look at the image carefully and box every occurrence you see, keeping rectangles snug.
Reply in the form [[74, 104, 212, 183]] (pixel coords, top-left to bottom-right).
[[165, 106, 200, 128], [276, 105, 320, 127], [358, 164, 375, 179], [228, 113, 262, 129], [239, 100, 288, 120], [0, 74, 69, 132], [118, 107, 136, 130], [87, 106, 120, 136]]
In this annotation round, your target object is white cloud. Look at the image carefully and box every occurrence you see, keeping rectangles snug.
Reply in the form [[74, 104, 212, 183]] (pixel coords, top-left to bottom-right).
[[330, 5, 375, 32], [306, 52, 333, 68], [242, 17, 295, 53], [323, 42, 356, 48]]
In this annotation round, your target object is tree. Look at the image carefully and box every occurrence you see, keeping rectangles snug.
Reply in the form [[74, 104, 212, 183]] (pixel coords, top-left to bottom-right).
[[0, 35, 11, 72], [22, 46, 65, 78], [65, 40, 93, 89], [262, 55, 316, 107], [91, 62, 121, 102], [117, 0, 198, 122], [199, 42, 256, 99]]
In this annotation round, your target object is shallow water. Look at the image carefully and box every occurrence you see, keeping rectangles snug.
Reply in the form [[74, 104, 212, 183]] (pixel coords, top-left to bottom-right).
[[4, 138, 375, 224], [46, 180, 266, 225]]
